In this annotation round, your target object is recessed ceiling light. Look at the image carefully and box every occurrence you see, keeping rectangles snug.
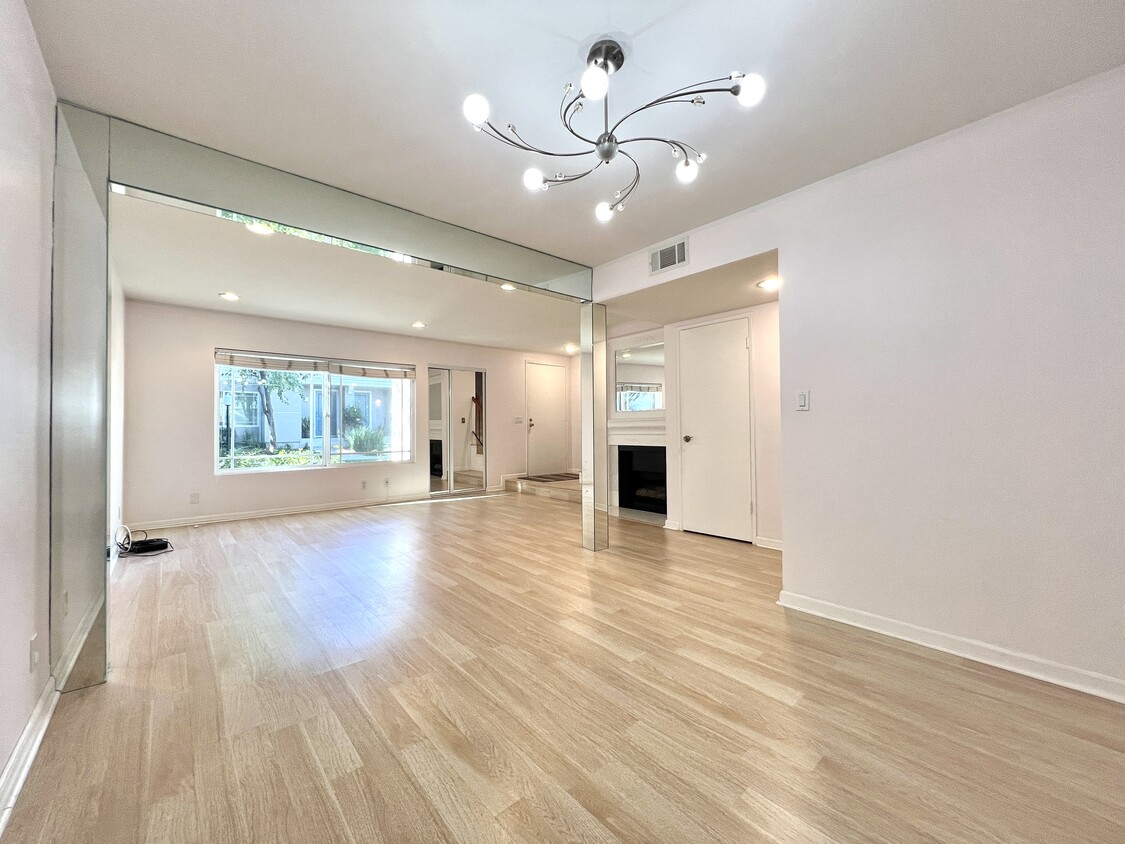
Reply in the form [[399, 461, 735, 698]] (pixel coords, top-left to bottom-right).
[[218, 292, 241, 302], [500, 282, 517, 291], [245, 222, 274, 236], [564, 343, 579, 354], [412, 321, 427, 329], [110, 183, 127, 195], [757, 276, 781, 292]]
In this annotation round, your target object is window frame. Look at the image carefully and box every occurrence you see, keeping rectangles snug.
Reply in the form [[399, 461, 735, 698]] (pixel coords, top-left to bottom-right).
[[214, 352, 416, 475]]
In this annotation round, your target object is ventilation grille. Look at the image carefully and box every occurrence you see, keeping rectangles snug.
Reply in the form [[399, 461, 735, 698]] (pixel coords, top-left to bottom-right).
[[649, 239, 688, 274]]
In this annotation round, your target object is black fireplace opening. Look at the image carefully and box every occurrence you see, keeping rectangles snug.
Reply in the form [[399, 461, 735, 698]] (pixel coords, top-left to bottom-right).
[[618, 445, 667, 515]]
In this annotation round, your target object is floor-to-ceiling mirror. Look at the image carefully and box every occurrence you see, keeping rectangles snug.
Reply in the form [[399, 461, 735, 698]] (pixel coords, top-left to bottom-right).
[[51, 104, 110, 692], [429, 367, 487, 495]]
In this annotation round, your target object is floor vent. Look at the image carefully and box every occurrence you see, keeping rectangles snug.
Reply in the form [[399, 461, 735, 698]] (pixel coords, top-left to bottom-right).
[[649, 239, 688, 274]]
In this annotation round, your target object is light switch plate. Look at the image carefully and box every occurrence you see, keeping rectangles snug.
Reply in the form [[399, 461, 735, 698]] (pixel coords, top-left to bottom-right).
[[797, 390, 811, 411]]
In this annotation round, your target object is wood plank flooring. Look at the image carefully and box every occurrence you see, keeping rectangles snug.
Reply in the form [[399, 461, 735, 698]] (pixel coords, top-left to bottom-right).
[[6, 494, 1125, 842]]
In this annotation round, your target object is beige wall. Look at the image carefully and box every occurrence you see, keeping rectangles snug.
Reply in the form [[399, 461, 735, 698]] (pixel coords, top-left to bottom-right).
[[0, 0, 55, 782], [595, 68, 1125, 699], [123, 301, 579, 526]]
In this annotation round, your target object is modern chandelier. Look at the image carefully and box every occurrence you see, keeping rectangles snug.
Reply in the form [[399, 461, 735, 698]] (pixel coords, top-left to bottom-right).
[[461, 39, 766, 222]]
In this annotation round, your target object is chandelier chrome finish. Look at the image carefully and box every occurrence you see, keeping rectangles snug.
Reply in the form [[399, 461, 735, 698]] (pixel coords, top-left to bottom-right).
[[462, 39, 766, 222]]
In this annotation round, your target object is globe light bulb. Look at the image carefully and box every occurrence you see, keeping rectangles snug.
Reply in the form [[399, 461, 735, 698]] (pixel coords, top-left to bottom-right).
[[737, 73, 766, 107], [594, 201, 614, 222], [675, 158, 700, 184], [522, 167, 545, 191], [462, 93, 490, 125], [580, 64, 609, 101]]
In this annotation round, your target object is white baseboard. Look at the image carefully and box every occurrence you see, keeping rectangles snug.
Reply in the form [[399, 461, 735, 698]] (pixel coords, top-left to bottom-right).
[[778, 591, 1125, 704], [0, 678, 59, 838], [663, 520, 681, 530], [53, 594, 103, 692], [754, 537, 783, 551], [129, 492, 433, 531]]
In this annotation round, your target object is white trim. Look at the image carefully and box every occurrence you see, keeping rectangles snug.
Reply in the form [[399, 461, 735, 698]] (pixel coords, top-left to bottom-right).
[[663, 520, 681, 530], [0, 678, 59, 837], [52, 594, 103, 692], [754, 537, 783, 551], [129, 492, 435, 531], [778, 591, 1125, 705]]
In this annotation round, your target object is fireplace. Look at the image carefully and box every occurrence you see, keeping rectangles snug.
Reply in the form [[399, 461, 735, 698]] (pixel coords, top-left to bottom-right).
[[618, 445, 667, 515]]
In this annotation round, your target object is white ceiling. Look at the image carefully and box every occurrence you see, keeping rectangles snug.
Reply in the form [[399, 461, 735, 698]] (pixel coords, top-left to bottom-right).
[[28, 1, 1125, 267], [110, 193, 582, 354]]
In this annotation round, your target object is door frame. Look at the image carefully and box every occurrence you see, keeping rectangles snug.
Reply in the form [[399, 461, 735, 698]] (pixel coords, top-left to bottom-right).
[[670, 309, 759, 543], [429, 364, 488, 495], [524, 360, 570, 477]]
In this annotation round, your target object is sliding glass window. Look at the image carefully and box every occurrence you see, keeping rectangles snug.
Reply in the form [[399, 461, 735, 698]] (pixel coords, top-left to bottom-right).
[[215, 350, 414, 472]]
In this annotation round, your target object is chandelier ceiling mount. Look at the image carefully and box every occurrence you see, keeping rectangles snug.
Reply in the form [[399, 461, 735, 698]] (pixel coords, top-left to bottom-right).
[[462, 39, 766, 223]]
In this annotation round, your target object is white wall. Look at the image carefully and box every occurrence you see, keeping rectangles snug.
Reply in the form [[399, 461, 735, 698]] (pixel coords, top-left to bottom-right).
[[595, 67, 1125, 698], [750, 302, 782, 547], [0, 0, 55, 786], [123, 301, 578, 526]]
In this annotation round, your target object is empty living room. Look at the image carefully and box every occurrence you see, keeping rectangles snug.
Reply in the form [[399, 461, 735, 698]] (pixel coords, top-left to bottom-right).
[[2, 2, 1124, 842]]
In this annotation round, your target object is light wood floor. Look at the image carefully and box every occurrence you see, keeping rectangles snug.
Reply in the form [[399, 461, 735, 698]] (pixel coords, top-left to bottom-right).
[[7, 495, 1124, 843]]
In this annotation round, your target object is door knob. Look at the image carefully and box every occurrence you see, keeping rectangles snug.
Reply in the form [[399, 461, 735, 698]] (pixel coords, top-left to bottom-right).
[[683, 435, 693, 442]]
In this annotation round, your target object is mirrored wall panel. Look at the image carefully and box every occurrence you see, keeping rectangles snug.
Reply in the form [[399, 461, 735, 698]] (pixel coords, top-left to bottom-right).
[[614, 342, 665, 413], [429, 367, 486, 494], [51, 104, 109, 692]]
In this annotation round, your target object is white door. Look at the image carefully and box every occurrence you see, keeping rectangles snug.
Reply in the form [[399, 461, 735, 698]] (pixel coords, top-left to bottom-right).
[[525, 362, 568, 476], [679, 317, 755, 542]]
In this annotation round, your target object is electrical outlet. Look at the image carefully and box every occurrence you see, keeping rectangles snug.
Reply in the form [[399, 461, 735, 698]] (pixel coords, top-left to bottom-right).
[[29, 634, 38, 673], [361, 480, 367, 490], [63, 590, 69, 617], [189, 492, 200, 505]]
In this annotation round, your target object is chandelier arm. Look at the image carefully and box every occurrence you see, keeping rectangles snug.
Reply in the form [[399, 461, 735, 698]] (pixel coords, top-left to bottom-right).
[[607, 148, 643, 210], [562, 98, 598, 145], [615, 150, 642, 206], [660, 76, 734, 99], [619, 136, 692, 160], [481, 123, 592, 158], [508, 125, 594, 158], [549, 160, 605, 185], [610, 85, 738, 134]]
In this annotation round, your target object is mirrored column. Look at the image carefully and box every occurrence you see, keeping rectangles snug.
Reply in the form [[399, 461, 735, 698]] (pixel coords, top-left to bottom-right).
[[581, 303, 609, 550]]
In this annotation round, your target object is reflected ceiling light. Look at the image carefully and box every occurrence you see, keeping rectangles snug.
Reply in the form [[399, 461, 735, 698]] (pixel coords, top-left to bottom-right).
[[245, 222, 274, 236], [411, 321, 427, 329], [757, 276, 781, 292], [462, 39, 766, 220], [621, 352, 632, 358], [218, 292, 241, 301], [500, 282, 517, 291], [564, 343, 579, 354], [110, 183, 127, 195]]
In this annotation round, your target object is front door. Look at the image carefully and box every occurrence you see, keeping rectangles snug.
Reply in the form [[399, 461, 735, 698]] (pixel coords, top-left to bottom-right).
[[525, 361, 568, 476]]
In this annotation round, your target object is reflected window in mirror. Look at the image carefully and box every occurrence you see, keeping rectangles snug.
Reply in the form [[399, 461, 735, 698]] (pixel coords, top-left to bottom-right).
[[614, 343, 665, 413]]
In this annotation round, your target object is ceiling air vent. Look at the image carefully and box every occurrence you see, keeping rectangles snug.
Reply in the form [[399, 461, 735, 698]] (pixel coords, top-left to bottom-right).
[[650, 239, 688, 274]]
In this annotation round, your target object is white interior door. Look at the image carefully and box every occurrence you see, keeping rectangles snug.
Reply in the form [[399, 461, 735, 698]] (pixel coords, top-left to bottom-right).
[[679, 317, 755, 542], [525, 361, 568, 476]]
